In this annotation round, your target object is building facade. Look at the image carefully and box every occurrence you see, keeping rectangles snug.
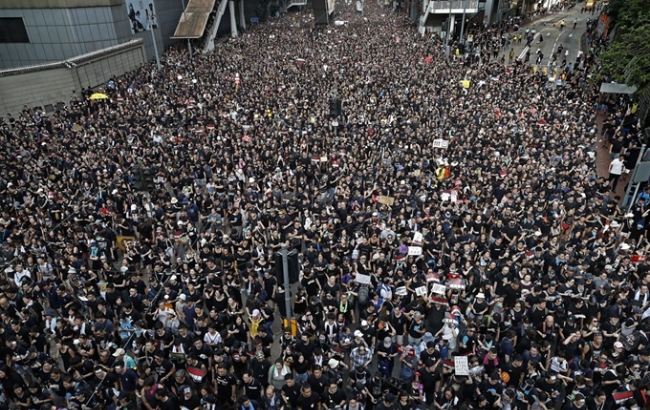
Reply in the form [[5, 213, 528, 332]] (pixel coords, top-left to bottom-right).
[[0, 0, 184, 70]]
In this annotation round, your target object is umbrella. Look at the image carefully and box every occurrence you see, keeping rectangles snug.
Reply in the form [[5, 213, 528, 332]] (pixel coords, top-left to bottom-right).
[[89, 93, 109, 100]]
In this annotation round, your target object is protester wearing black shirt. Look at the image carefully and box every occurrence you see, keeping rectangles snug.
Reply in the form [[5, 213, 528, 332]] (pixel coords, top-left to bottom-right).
[[321, 382, 347, 408], [297, 384, 321, 410]]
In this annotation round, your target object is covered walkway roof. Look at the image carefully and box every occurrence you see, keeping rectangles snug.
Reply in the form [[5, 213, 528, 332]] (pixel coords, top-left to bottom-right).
[[172, 0, 216, 39]]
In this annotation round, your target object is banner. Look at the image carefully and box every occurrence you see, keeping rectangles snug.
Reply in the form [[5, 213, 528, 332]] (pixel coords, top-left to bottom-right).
[[377, 195, 395, 206], [125, 0, 158, 34]]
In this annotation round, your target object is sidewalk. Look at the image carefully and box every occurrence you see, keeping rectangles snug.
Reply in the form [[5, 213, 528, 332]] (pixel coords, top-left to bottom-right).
[[594, 113, 630, 201]]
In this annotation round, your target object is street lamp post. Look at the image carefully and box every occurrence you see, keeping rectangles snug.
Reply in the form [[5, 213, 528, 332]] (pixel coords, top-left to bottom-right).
[[448, 0, 453, 43], [148, 13, 162, 71], [277, 245, 296, 319], [460, 0, 467, 42]]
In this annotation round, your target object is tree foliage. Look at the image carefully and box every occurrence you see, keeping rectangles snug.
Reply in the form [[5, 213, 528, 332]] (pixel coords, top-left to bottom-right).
[[599, 0, 650, 88], [599, 23, 650, 88], [606, 0, 650, 30]]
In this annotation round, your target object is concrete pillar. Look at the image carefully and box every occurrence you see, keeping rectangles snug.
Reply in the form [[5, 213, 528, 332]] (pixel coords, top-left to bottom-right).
[[239, 0, 246, 30], [229, 0, 238, 37], [450, 14, 456, 37]]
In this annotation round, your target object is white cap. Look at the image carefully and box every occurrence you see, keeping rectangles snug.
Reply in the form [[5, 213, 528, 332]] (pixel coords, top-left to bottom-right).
[[112, 348, 126, 357], [252, 309, 260, 317], [328, 359, 339, 368], [361, 320, 368, 327], [179, 294, 187, 301], [354, 330, 363, 337]]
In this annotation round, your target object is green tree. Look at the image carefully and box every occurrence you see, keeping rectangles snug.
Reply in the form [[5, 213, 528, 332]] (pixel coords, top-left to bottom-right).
[[599, 0, 650, 88], [606, 0, 650, 30], [599, 23, 650, 88]]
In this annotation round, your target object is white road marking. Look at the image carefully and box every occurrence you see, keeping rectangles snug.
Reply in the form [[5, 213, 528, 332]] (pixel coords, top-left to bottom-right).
[[517, 32, 543, 60]]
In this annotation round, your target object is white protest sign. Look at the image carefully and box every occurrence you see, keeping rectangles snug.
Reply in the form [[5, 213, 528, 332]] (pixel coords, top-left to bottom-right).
[[433, 139, 450, 149], [431, 283, 447, 295], [440, 192, 451, 202], [408, 246, 422, 256], [450, 189, 458, 203], [415, 286, 428, 296], [413, 232, 423, 245], [454, 356, 469, 375], [356, 274, 372, 285]]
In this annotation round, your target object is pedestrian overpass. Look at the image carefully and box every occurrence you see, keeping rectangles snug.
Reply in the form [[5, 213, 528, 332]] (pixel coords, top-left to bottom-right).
[[172, 0, 217, 39]]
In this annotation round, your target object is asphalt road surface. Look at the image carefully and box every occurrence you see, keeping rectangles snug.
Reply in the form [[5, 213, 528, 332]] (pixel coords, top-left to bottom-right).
[[509, 8, 589, 70]]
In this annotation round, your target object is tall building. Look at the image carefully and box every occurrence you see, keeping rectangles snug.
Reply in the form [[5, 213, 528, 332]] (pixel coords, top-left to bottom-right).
[[0, 0, 185, 69]]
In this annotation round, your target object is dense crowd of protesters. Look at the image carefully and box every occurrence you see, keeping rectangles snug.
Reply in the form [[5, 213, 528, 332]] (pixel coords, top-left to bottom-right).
[[0, 1, 647, 410]]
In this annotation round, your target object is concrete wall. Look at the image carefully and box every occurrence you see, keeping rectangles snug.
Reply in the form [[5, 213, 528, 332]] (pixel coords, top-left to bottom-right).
[[0, 39, 146, 116], [0, 0, 123, 8], [0, 0, 183, 70], [0, 7, 121, 68]]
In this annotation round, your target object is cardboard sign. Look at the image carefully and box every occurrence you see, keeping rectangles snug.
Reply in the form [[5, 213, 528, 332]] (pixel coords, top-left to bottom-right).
[[433, 139, 449, 149], [415, 286, 428, 297], [407, 246, 422, 256], [356, 274, 372, 285], [431, 283, 447, 295], [460, 80, 470, 89], [454, 356, 469, 375], [377, 196, 395, 206]]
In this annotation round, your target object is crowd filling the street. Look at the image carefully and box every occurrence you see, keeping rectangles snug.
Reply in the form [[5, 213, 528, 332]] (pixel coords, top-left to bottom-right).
[[0, 1, 646, 410]]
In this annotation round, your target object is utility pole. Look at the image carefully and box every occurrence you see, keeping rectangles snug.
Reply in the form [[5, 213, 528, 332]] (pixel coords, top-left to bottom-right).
[[148, 13, 161, 70]]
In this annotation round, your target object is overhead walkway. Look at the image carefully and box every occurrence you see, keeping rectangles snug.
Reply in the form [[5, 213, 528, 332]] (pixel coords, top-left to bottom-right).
[[287, 0, 308, 9], [201, 0, 229, 53], [172, 0, 217, 39]]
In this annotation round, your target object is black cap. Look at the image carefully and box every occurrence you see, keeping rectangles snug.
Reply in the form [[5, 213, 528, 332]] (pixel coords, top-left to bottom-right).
[[384, 393, 396, 403]]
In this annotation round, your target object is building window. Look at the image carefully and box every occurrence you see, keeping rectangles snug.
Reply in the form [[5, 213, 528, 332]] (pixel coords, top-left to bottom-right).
[[0, 18, 30, 43]]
